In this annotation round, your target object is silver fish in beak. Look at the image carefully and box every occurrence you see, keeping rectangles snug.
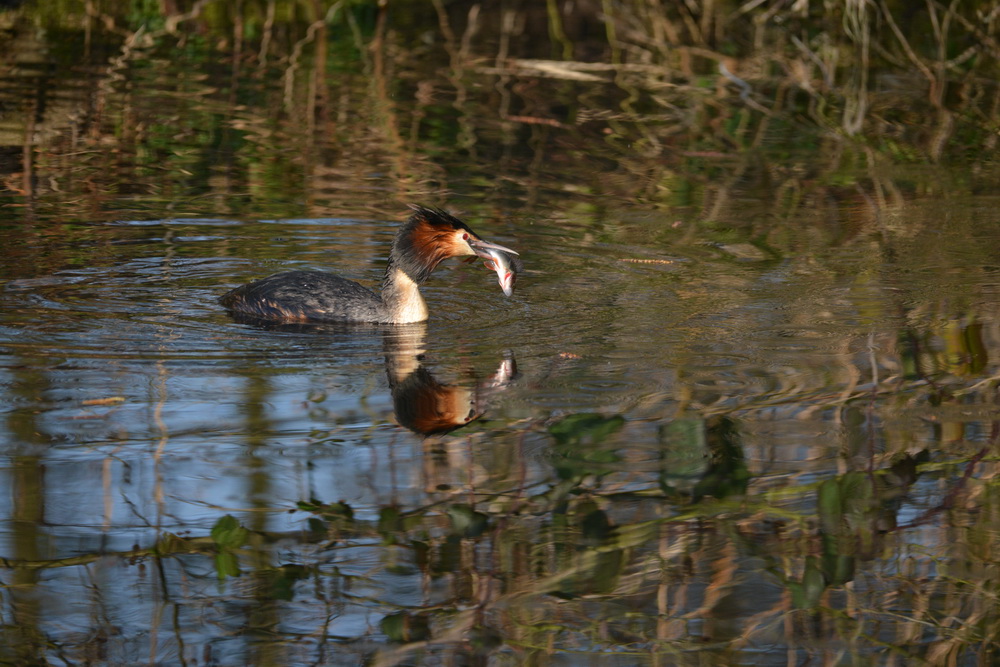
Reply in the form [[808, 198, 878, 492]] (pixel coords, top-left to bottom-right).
[[482, 247, 523, 297]]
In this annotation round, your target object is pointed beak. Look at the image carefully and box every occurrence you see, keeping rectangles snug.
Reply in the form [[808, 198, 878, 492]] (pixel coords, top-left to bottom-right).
[[469, 238, 519, 259]]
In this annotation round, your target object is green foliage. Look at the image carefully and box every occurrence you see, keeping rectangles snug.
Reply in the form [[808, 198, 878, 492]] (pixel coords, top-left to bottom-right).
[[377, 505, 404, 542], [3, 1, 1000, 662], [210, 514, 249, 549], [692, 417, 750, 502], [380, 611, 431, 643], [267, 564, 309, 601], [210, 514, 250, 580], [788, 557, 828, 609], [214, 550, 241, 580], [297, 498, 355, 521], [548, 413, 624, 479], [548, 413, 625, 446]]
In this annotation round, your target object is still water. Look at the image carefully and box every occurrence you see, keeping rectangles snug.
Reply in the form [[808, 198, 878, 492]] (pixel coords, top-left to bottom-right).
[[2, 1, 1000, 665], [4, 201, 1000, 665]]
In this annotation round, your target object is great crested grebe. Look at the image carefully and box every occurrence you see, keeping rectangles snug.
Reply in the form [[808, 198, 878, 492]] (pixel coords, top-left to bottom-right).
[[220, 205, 518, 324]]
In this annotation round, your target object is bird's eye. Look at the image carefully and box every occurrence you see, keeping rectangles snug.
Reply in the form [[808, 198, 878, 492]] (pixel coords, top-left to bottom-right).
[[462, 233, 469, 240]]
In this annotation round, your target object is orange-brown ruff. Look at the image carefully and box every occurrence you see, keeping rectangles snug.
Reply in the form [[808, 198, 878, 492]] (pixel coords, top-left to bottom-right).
[[220, 206, 517, 324]]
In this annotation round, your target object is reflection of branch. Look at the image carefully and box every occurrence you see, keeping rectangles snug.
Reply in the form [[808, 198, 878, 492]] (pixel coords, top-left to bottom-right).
[[21, 97, 35, 204], [258, 0, 276, 69], [162, 0, 213, 34], [842, 0, 870, 134], [878, 1, 937, 99], [433, 0, 482, 152], [0, 534, 216, 571], [283, 2, 345, 113], [370, 609, 478, 667], [718, 63, 772, 115], [953, 373, 1000, 397], [927, 0, 1000, 59], [789, 34, 833, 89], [897, 444, 989, 531]]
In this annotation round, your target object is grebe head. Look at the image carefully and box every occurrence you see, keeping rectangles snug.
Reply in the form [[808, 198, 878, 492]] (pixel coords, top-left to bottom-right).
[[395, 205, 518, 283]]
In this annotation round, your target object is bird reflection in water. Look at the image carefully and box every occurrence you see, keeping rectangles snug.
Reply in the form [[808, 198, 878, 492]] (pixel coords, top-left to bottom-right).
[[226, 317, 517, 438], [384, 325, 517, 437], [382, 324, 518, 494]]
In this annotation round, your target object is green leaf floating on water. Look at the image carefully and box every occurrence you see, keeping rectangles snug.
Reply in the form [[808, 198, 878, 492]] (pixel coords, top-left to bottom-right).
[[269, 564, 309, 601], [211, 515, 249, 550], [549, 414, 625, 479], [381, 612, 431, 643], [378, 505, 404, 542], [214, 551, 241, 580], [790, 557, 828, 609], [548, 413, 625, 446]]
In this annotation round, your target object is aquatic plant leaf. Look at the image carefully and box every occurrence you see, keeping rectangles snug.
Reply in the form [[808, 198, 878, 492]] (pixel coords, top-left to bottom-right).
[[210, 515, 249, 549], [432, 537, 461, 575], [790, 559, 828, 609], [549, 414, 625, 479], [297, 498, 354, 521], [964, 321, 987, 375], [378, 506, 404, 543], [693, 416, 750, 501], [323, 500, 355, 520], [788, 581, 804, 608], [381, 612, 431, 643], [548, 413, 625, 446], [817, 478, 842, 533], [578, 504, 613, 544], [297, 499, 322, 512], [822, 550, 855, 586], [269, 564, 308, 601], [306, 517, 327, 535], [840, 471, 874, 504], [552, 548, 625, 598], [692, 460, 750, 501], [214, 551, 241, 580]]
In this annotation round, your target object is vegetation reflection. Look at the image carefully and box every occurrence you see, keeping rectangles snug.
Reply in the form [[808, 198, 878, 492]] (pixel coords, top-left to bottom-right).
[[0, 0, 999, 665]]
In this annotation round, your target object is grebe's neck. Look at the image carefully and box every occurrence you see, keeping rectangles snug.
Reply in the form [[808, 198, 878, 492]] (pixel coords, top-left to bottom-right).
[[376, 208, 478, 323], [380, 260, 429, 324]]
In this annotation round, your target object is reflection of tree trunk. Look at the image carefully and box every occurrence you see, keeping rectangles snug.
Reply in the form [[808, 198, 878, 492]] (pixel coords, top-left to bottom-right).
[[842, 0, 869, 135], [370, 1, 409, 197], [312, 0, 328, 131], [432, 0, 481, 155], [927, 108, 954, 164], [258, 0, 276, 71], [10, 457, 45, 662], [235, 373, 282, 665], [988, 87, 1000, 153], [22, 99, 34, 206], [6, 357, 50, 661], [701, 156, 749, 224]]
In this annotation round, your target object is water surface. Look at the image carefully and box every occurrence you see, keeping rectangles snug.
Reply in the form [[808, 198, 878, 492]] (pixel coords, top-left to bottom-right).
[[2, 2, 1000, 665]]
